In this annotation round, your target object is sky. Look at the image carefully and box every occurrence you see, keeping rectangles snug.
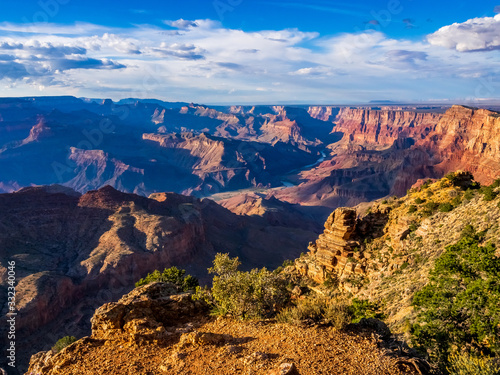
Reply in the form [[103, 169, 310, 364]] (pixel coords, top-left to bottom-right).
[[0, 0, 499, 104]]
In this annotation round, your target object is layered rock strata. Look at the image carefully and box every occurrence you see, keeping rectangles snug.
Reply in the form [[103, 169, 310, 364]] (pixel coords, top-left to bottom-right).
[[296, 208, 364, 283]]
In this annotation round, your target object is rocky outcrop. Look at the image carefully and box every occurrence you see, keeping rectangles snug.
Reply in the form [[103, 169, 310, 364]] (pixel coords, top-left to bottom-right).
[[296, 203, 394, 284], [26, 282, 422, 375], [307, 106, 340, 122], [0, 185, 319, 372], [274, 105, 500, 210], [27, 282, 207, 374], [296, 208, 364, 283], [420, 105, 500, 184], [90, 282, 206, 343], [332, 107, 443, 148]]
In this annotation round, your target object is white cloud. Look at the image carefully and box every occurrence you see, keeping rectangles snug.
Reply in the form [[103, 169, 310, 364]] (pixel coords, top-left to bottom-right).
[[164, 19, 198, 29], [427, 14, 500, 52], [0, 18, 497, 103]]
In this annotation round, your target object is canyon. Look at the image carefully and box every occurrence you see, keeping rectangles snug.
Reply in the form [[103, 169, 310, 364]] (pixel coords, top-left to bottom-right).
[[2, 97, 499, 217], [1, 97, 500, 372], [0, 185, 320, 372]]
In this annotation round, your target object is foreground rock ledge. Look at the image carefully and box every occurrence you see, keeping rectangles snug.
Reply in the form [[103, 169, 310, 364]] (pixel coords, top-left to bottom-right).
[[27, 282, 427, 375]]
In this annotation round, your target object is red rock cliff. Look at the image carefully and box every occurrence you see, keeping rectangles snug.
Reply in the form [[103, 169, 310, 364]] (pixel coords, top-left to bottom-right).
[[333, 108, 443, 147]]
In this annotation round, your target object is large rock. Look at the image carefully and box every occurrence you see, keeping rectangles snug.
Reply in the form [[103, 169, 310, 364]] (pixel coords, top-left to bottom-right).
[[27, 282, 205, 374], [91, 282, 206, 343], [297, 207, 364, 283]]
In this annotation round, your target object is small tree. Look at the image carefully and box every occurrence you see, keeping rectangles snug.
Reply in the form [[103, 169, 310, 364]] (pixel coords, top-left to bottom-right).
[[52, 336, 77, 353], [408, 205, 417, 213], [438, 202, 453, 212], [195, 253, 290, 319], [411, 229, 500, 370], [135, 266, 199, 291]]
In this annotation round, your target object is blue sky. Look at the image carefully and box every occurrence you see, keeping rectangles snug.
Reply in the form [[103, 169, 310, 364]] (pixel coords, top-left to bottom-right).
[[0, 0, 499, 104]]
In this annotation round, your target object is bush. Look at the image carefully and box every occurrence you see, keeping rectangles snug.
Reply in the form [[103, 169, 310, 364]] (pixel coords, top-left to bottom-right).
[[422, 201, 439, 216], [408, 205, 417, 213], [445, 172, 457, 182], [135, 266, 199, 291], [481, 186, 498, 201], [194, 253, 290, 319], [276, 294, 351, 330], [411, 230, 500, 370], [52, 336, 77, 353], [464, 189, 475, 200], [422, 179, 433, 189], [349, 298, 384, 323], [451, 196, 462, 206], [461, 224, 476, 239], [447, 352, 500, 375], [438, 202, 454, 212], [415, 197, 425, 204]]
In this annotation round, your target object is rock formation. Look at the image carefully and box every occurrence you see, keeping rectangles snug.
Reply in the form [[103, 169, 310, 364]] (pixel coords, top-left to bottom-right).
[[217, 192, 322, 232], [273, 105, 500, 209], [26, 282, 423, 375], [0, 185, 319, 372], [142, 131, 317, 195], [330, 107, 443, 148], [1, 96, 500, 220], [296, 208, 363, 283]]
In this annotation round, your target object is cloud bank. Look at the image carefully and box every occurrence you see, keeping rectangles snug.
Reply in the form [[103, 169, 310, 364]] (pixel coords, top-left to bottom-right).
[[428, 14, 500, 52], [0, 16, 498, 103]]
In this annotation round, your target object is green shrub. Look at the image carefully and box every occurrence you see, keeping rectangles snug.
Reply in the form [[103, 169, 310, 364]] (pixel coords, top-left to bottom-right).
[[349, 298, 384, 323], [276, 295, 351, 330], [422, 201, 439, 216], [194, 253, 290, 319], [445, 172, 456, 181], [411, 230, 500, 370], [408, 205, 417, 213], [282, 259, 294, 268], [447, 352, 500, 375], [461, 224, 476, 239], [426, 201, 439, 210], [481, 186, 498, 201], [409, 222, 419, 232], [464, 189, 475, 200], [438, 202, 454, 212], [52, 336, 77, 353], [422, 179, 433, 189], [415, 197, 425, 204], [451, 196, 462, 206], [135, 266, 199, 291]]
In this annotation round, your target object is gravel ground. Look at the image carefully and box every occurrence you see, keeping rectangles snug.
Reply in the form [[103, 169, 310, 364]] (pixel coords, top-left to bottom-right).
[[53, 318, 417, 375]]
